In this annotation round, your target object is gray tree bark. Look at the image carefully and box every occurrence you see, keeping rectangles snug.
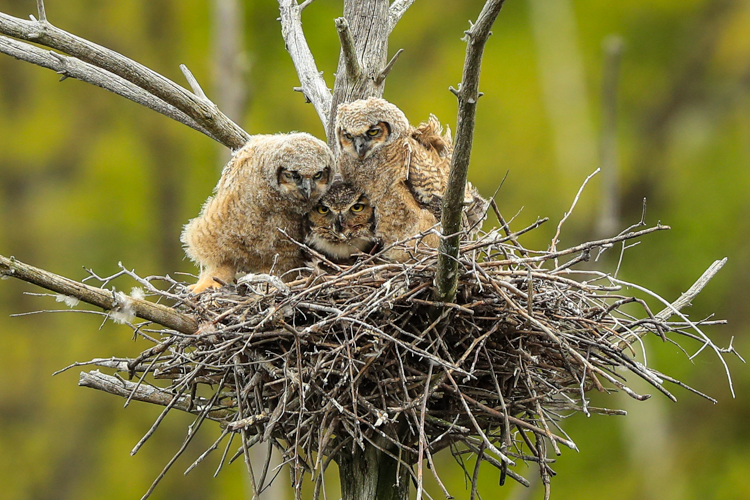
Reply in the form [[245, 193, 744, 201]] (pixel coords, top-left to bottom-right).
[[337, 438, 410, 500]]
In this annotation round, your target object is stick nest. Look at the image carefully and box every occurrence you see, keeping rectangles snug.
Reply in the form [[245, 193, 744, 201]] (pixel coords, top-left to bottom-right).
[[71, 218, 735, 498]]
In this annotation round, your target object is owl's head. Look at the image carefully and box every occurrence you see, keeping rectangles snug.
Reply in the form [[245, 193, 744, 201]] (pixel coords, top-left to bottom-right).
[[305, 178, 376, 262], [335, 97, 410, 160], [266, 133, 335, 206]]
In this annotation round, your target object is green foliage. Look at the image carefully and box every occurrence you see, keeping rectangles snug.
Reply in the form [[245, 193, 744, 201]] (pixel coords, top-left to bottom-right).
[[0, 0, 748, 498]]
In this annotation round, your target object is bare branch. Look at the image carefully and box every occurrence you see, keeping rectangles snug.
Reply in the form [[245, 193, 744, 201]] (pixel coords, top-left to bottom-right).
[[277, 0, 332, 128], [0, 11, 249, 149], [334, 17, 361, 81], [0, 254, 198, 334], [435, 0, 506, 303], [78, 370, 230, 420], [388, 0, 417, 32], [0, 36, 216, 139]]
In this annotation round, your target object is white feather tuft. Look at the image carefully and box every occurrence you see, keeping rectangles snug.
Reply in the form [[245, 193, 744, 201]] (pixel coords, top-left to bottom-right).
[[110, 291, 135, 324], [55, 294, 80, 308]]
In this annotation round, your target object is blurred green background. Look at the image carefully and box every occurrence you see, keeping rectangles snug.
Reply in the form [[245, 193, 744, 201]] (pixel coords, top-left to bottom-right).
[[0, 0, 748, 499]]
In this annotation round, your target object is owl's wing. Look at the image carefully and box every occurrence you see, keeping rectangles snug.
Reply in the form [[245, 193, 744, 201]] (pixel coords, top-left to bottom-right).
[[402, 116, 451, 218], [462, 181, 490, 233], [404, 116, 485, 223]]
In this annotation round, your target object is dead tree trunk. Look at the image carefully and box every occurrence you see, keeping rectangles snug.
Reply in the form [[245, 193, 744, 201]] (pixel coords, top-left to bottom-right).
[[337, 438, 411, 500]]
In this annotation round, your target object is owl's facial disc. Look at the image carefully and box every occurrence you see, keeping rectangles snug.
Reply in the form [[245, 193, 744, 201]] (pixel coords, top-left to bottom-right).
[[278, 167, 310, 201], [278, 167, 330, 202], [340, 122, 390, 160]]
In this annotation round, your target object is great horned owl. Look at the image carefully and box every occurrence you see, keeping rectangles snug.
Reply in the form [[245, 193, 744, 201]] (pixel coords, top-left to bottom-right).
[[182, 133, 334, 293], [305, 176, 377, 263], [335, 98, 488, 260]]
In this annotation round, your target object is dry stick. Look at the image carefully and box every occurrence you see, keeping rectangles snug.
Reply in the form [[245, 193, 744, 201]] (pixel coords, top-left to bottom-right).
[[0, 11, 249, 149], [470, 441, 485, 500], [0, 36, 214, 139], [435, 0, 506, 303], [444, 370, 513, 465], [449, 387, 578, 451], [35, 0, 47, 22], [0, 255, 198, 334], [233, 355, 261, 499]]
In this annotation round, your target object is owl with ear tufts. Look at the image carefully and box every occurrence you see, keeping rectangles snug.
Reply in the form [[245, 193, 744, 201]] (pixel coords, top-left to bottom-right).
[[305, 175, 377, 264], [335, 97, 488, 260], [181, 133, 334, 293]]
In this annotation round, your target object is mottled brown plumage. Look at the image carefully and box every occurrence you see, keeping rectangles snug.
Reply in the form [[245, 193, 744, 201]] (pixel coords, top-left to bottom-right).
[[182, 133, 334, 292], [335, 98, 488, 261], [305, 177, 376, 263]]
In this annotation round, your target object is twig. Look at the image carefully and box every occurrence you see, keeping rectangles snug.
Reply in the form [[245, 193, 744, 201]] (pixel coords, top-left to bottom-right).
[[180, 64, 208, 101], [549, 168, 600, 255]]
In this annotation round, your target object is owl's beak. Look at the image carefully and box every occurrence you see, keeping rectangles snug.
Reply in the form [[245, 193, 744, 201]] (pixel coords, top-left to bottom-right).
[[335, 214, 345, 234], [353, 137, 370, 159], [300, 178, 313, 200]]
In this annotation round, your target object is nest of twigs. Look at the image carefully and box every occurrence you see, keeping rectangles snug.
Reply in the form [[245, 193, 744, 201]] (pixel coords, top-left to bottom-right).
[[69, 213, 736, 499]]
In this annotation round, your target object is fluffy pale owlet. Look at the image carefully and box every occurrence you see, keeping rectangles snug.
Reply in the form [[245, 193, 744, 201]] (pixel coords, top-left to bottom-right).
[[305, 176, 377, 263], [335, 97, 488, 260], [181, 133, 334, 293]]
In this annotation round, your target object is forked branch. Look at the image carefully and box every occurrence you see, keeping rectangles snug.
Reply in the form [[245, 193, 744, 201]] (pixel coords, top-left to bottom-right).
[[0, 9, 249, 149], [435, 0, 506, 303], [0, 35, 214, 138]]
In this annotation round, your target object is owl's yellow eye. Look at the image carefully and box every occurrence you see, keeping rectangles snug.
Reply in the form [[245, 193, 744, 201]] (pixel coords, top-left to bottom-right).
[[367, 127, 380, 137], [313, 171, 323, 180], [316, 206, 330, 214], [343, 132, 353, 141], [351, 203, 365, 212]]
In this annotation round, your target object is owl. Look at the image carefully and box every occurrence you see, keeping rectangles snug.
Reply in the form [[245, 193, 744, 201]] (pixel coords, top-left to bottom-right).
[[335, 98, 488, 260], [181, 133, 334, 293], [305, 176, 377, 263]]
